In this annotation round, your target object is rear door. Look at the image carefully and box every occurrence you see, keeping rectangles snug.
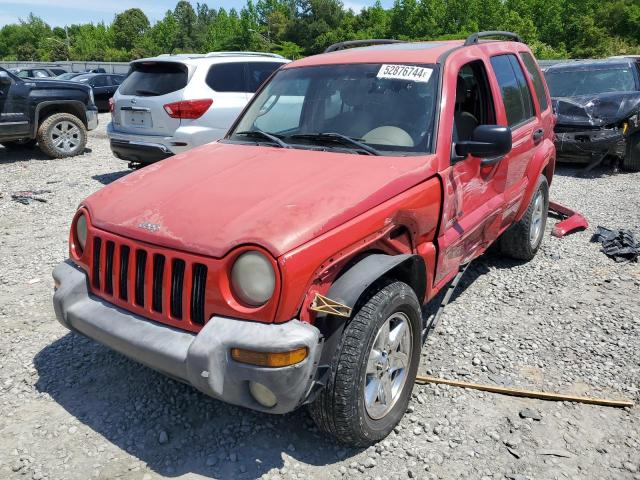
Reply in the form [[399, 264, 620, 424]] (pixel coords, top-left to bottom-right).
[[489, 54, 542, 228], [112, 61, 188, 136]]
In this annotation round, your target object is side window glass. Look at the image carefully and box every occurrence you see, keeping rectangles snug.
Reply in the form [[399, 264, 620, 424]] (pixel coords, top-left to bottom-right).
[[206, 63, 246, 92], [508, 55, 535, 118], [247, 62, 282, 93], [33, 70, 49, 78], [520, 52, 549, 111], [453, 60, 496, 142], [92, 76, 108, 87], [17, 71, 29, 78], [490, 54, 533, 127]]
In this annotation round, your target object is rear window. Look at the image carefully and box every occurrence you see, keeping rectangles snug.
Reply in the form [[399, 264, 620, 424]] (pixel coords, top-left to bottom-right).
[[119, 62, 188, 97], [520, 52, 549, 111], [206, 63, 246, 92], [91, 75, 108, 87], [247, 62, 283, 92]]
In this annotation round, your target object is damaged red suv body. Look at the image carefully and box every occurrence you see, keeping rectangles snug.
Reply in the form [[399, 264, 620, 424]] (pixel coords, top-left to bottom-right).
[[53, 32, 556, 446]]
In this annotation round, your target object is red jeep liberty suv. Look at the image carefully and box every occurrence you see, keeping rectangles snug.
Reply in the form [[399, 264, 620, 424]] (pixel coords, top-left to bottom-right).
[[53, 32, 556, 446]]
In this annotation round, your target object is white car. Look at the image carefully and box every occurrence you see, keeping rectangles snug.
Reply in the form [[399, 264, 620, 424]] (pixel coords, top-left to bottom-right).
[[107, 52, 290, 165]]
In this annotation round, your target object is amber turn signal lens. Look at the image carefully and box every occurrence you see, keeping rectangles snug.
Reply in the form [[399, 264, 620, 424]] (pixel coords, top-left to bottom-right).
[[231, 347, 308, 367]]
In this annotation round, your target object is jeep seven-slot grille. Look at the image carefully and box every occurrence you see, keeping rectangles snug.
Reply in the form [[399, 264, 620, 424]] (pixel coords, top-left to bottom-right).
[[89, 233, 209, 328]]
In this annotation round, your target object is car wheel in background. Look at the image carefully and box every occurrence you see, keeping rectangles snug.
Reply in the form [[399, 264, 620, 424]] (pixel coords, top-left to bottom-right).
[[623, 132, 640, 172], [37, 113, 87, 158]]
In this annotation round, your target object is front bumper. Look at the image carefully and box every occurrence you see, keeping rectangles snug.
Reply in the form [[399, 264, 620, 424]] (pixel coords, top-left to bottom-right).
[[52, 260, 322, 414], [86, 107, 98, 131], [554, 127, 626, 161]]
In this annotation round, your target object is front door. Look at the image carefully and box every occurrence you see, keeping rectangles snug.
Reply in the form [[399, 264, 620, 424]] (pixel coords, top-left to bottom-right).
[[435, 57, 512, 287]]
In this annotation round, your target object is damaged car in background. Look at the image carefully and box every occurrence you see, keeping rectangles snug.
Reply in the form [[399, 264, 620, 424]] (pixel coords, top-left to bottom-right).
[[544, 58, 640, 172]]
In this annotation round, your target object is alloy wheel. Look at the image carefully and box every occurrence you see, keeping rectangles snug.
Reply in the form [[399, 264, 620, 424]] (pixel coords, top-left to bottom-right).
[[50, 121, 81, 154], [364, 311, 412, 420], [529, 188, 545, 248]]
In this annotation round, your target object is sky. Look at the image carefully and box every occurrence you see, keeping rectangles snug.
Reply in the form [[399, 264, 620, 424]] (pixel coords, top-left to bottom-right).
[[0, 0, 389, 27]]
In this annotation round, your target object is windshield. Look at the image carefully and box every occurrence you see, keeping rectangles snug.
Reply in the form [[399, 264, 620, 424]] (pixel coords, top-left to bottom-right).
[[230, 63, 438, 155], [545, 66, 637, 97]]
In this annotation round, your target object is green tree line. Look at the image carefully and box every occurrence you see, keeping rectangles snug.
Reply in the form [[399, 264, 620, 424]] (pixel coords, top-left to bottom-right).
[[1, 0, 639, 62]]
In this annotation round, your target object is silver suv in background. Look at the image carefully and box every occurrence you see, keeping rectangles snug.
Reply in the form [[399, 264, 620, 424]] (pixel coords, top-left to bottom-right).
[[107, 52, 289, 165]]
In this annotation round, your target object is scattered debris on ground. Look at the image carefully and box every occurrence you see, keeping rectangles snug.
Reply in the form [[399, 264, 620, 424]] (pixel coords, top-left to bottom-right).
[[10, 189, 52, 205], [591, 226, 639, 262]]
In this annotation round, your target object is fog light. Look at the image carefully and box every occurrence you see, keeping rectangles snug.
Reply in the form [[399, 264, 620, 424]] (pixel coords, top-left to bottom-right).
[[249, 381, 277, 408]]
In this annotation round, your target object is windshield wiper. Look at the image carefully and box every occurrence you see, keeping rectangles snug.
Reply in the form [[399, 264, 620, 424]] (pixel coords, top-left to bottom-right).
[[290, 132, 380, 155], [235, 130, 291, 148]]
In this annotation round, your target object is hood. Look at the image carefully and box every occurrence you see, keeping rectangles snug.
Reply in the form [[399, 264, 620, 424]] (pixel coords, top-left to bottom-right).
[[552, 91, 640, 128], [84, 143, 435, 258]]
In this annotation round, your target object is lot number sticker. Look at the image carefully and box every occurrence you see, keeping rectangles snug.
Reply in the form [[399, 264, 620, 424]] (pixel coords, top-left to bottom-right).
[[377, 64, 433, 83]]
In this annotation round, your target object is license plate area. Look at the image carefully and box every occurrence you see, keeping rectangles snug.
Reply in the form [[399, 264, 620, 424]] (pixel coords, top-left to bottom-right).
[[123, 110, 152, 128]]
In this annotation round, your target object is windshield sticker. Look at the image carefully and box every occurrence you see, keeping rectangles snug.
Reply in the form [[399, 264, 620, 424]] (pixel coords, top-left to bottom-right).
[[377, 64, 433, 83]]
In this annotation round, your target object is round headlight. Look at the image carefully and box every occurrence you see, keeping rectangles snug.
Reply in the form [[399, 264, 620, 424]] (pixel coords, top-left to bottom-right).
[[76, 214, 87, 251], [231, 251, 275, 306]]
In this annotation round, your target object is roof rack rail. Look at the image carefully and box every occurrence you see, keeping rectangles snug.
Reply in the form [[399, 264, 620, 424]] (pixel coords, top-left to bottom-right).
[[464, 31, 523, 46], [204, 51, 284, 58], [324, 39, 406, 53], [156, 53, 205, 58]]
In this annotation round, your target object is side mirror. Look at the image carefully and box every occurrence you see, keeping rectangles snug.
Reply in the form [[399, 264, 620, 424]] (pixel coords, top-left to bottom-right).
[[0, 71, 12, 86], [455, 125, 512, 159]]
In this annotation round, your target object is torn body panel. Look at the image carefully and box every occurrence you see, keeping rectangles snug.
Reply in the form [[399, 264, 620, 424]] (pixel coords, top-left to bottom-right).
[[548, 201, 589, 237], [552, 92, 640, 162]]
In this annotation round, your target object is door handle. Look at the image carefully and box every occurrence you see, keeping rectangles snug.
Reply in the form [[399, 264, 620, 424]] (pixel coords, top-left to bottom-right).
[[532, 128, 544, 144]]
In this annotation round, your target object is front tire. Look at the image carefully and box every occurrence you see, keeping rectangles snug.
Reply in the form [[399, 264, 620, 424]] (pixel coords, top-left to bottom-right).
[[309, 281, 421, 446], [499, 175, 549, 261], [623, 132, 640, 172], [37, 113, 87, 158]]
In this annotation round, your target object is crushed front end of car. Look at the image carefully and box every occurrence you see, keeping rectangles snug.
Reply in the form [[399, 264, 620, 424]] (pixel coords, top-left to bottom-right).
[[552, 92, 640, 168]]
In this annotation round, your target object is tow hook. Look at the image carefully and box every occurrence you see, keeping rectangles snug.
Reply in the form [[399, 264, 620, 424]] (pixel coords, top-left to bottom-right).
[[548, 201, 589, 237]]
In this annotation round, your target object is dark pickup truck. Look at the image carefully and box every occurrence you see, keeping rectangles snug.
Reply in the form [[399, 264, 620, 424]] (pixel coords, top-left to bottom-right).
[[0, 67, 98, 158]]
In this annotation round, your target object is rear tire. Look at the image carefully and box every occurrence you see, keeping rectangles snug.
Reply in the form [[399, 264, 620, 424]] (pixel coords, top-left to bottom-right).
[[499, 175, 549, 261], [37, 113, 87, 158], [623, 132, 640, 172], [309, 281, 421, 446]]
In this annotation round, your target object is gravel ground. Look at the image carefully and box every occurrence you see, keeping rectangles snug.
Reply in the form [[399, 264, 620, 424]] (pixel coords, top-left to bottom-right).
[[1, 115, 639, 480]]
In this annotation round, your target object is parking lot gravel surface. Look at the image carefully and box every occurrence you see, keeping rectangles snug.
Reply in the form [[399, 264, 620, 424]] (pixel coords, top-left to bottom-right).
[[1, 114, 639, 480]]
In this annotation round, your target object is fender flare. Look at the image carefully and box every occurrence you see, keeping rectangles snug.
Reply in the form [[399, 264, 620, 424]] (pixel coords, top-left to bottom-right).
[[32, 100, 88, 136], [305, 254, 426, 402]]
